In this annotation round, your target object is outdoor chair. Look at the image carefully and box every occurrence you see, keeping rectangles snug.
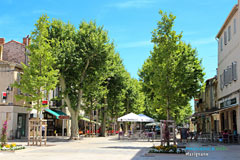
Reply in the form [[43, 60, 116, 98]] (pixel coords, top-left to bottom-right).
[[213, 133, 221, 143], [118, 131, 124, 140], [222, 134, 229, 143], [231, 134, 239, 143]]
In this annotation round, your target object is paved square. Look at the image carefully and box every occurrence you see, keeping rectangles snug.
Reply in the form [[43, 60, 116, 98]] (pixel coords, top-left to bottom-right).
[[1, 137, 240, 160]]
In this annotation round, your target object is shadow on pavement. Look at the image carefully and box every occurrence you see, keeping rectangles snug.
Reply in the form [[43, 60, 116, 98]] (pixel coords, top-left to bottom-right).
[[102, 146, 149, 150], [8, 136, 75, 143]]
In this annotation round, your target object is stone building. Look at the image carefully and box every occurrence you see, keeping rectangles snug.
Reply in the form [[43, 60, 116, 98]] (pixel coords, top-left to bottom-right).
[[194, 76, 219, 134], [216, 0, 240, 134], [0, 37, 30, 139]]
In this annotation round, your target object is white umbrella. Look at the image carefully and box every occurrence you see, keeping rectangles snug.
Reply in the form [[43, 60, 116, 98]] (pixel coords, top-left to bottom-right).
[[138, 114, 154, 122], [146, 122, 161, 126], [117, 113, 142, 122]]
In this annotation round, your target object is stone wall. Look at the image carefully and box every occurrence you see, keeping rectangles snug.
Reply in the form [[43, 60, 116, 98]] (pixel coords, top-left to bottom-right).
[[2, 41, 26, 64]]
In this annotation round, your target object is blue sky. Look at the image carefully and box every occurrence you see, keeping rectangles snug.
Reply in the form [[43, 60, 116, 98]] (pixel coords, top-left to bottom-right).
[[0, 0, 237, 94]]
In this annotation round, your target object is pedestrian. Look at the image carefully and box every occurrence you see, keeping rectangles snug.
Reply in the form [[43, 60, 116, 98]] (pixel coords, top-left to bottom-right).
[[42, 125, 45, 137]]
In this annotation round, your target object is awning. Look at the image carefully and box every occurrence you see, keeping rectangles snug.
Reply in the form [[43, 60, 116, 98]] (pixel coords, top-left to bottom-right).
[[146, 122, 161, 126], [138, 114, 154, 122], [45, 109, 70, 120], [79, 117, 100, 125], [117, 113, 142, 122]]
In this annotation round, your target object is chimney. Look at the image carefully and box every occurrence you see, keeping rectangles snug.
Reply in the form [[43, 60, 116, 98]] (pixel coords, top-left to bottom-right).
[[0, 38, 5, 45], [0, 38, 4, 60], [23, 36, 30, 46]]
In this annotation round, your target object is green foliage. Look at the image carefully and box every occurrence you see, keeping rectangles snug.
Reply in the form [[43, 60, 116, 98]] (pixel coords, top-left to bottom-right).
[[1, 120, 7, 147], [139, 10, 204, 122], [12, 15, 59, 114], [49, 19, 112, 111], [30, 15, 147, 137]]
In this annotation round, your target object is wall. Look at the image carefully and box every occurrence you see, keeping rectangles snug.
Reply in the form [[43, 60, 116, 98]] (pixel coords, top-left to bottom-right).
[[0, 105, 29, 138], [218, 10, 240, 100], [0, 62, 25, 106], [2, 41, 26, 64]]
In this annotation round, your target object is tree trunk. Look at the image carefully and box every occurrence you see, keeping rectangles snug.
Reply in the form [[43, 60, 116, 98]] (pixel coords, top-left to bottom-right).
[[69, 109, 79, 139], [100, 97, 107, 137], [60, 76, 80, 140], [125, 98, 129, 134], [166, 97, 170, 120]]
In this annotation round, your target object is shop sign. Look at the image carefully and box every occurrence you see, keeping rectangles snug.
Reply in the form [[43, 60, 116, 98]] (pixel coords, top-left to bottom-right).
[[59, 115, 70, 119], [2, 92, 7, 99]]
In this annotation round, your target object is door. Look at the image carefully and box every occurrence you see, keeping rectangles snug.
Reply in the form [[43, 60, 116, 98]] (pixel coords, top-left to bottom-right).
[[17, 114, 26, 137]]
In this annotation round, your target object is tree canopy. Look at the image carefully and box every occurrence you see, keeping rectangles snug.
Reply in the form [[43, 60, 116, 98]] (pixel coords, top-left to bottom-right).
[[13, 15, 59, 117], [139, 10, 204, 122]]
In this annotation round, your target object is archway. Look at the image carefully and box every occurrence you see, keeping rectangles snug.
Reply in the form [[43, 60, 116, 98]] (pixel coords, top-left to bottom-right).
[[232, 110, 237, 132]]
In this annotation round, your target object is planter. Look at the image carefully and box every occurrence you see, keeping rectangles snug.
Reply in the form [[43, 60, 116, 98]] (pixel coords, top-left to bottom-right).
[[0, 145, 25, 151], [149, 145, 186, 154]]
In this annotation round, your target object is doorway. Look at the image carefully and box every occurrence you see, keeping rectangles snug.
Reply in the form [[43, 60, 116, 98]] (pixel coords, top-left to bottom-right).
[[232, 110, 237, 132], [17, 113, 27, 137], [221, 113, 224, 131]]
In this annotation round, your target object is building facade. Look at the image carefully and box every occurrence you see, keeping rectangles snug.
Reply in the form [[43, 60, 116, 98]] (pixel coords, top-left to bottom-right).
[[216, 0, 240, 134], [0, 37, 30, 139], [194, 77, 219, 134]]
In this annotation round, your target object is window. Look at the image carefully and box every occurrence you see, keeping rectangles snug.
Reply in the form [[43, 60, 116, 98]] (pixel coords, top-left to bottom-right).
[[221, 62, 238, 89], [234, 19, 237, 34], [224, 31, 227, 45], [220, 102, 224, 108], [17, 72, 21, 95], [231, 98, 237, 105], [228, 26, 231, 41]]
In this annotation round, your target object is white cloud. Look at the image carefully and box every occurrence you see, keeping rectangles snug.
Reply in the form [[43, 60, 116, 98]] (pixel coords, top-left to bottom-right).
[[118, 40, 152, 48], [108, 0, 156, 9], [190, 37, 216, 46]]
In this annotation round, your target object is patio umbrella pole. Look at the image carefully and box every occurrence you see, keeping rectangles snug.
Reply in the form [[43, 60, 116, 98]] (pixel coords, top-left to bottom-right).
[[62, 119, 65, 137]]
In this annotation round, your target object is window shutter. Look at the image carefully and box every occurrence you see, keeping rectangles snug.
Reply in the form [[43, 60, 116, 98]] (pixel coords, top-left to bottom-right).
[[221, 38, 223, 51], [220, 74, 223, 90], [233, 62, 237, 80], [229, 65, 232, 84], [224, 31, 227, 45], [234, 19, 237, 34], [224, 69, 226, 85], [228, 26, 231, 41], [232, 62, 235, 81]]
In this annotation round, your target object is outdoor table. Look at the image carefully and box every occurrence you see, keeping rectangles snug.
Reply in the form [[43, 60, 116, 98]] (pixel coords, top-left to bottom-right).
[[147, 132, 155, 142]]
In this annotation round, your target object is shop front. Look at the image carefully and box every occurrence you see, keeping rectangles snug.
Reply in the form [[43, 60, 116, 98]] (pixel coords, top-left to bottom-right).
[[219, 105, 238, 133], [78, 117, 100, 136], [43, 109, 70, 136]]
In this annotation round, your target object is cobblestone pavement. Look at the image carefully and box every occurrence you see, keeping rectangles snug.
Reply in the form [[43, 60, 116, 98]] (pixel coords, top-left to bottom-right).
[[0, 136, 240, 160]]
